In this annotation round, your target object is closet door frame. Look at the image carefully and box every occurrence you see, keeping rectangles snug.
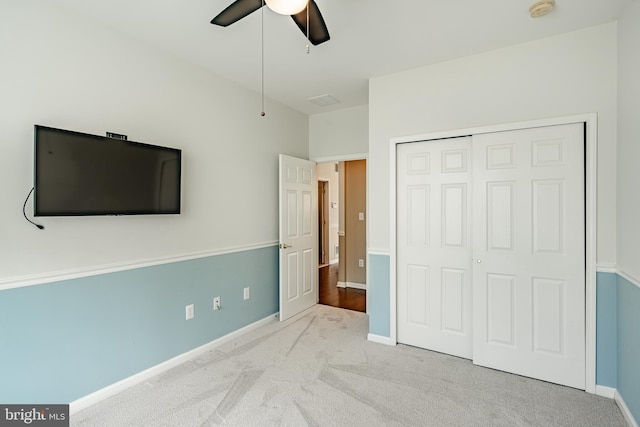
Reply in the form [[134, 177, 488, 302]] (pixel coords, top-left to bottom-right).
[[389, 113, 597, 394]]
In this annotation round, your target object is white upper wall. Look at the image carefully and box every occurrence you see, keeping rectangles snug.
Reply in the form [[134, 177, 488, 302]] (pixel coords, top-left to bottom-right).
[[309, 105, 368, 161], [0, 1, 308, 283], [616, 1, 640, 280], [369, 23, 618, 263]]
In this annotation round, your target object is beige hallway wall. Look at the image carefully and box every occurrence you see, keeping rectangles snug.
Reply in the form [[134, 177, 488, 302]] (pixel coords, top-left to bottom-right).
[[344, 160, 367, 286]]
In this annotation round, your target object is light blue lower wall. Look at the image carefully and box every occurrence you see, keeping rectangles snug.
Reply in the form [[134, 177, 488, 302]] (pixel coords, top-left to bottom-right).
[[617, 275, 640, 421], [0, 246, 279, 404], [4, 247, 636, 420], [368, 254, 390, 337], [596, 272, 618, 388]]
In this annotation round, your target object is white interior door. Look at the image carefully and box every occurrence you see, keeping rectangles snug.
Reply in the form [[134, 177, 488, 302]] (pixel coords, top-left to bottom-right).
[[472, 124, 585, 389], [397, 137, 473, 358], [279, 155, 317, 322]]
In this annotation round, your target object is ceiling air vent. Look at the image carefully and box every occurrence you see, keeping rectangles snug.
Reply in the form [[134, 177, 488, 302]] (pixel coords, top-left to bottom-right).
[[308, 94, 340, 107]]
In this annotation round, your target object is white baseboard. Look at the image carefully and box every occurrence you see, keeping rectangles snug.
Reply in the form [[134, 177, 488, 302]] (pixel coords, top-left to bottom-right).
[[69, 313, 278, 415], [595, 385, 616, 399], [615, 390, 639, 427], [337, 281, 366, 290], [367, 333, 396, 346]]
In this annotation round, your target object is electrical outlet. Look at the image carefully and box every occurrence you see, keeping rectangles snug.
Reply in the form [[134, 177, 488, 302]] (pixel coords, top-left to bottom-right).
[[243, 287, 250, 300], [213, 296, 221, 311], [358, 259, 364, 268], [185, 304, 194, 320]]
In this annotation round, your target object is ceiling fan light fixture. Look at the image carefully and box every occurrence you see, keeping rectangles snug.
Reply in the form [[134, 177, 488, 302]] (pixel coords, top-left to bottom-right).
[[265, 0, 308, 15]]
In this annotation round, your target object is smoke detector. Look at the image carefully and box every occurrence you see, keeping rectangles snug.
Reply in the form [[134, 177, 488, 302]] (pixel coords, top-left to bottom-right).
[[529, 0, 555, 18]]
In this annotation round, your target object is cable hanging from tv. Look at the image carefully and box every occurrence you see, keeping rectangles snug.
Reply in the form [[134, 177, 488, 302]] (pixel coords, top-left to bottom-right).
[[23, 187, 44, 230]]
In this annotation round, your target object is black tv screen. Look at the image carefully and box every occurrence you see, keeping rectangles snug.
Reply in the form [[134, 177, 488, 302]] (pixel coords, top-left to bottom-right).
[[34, 125, 181, 216]]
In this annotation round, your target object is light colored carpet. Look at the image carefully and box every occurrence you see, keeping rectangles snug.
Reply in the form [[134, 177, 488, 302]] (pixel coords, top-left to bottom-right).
[[71, 305, 626, 426]]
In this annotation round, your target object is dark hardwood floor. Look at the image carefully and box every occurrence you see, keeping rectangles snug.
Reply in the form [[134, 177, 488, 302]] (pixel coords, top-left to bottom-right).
[[318, 263, 366, 312]]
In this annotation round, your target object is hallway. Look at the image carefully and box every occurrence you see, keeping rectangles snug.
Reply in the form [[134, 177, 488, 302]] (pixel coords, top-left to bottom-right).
[[318, 263, 366, 312]]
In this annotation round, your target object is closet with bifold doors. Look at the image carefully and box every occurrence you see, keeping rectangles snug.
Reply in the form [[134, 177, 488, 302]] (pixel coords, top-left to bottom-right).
[[396, 123, 586, 389]]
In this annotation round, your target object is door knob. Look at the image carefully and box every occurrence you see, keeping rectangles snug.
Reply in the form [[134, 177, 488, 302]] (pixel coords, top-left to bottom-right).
[[280, 243, 292, 249]]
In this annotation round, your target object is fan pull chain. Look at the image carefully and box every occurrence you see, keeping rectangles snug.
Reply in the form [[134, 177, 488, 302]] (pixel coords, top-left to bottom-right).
[[260, 0, 266, 116]]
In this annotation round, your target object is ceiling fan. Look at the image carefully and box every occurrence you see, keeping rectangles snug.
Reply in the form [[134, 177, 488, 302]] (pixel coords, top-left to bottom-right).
[[211, 0, 330, 46]]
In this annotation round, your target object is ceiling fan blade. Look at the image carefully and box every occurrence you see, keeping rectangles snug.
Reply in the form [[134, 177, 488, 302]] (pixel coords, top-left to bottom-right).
[[291, 1, 330, 45], [211, 0, 264, 27]]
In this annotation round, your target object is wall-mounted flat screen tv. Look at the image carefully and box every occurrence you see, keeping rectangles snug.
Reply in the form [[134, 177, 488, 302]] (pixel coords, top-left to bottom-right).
[[34, 125, 181, 216]]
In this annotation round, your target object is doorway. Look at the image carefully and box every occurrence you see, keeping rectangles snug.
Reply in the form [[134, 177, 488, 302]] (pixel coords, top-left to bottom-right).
[[317, 160, 367, 312]]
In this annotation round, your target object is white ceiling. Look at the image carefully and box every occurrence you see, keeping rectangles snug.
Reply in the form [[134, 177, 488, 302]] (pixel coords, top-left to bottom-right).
[[53, 0, 630, 115]]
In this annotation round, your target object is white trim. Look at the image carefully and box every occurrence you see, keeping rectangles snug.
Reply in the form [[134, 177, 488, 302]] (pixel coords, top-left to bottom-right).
[[595, 385, 616, 399], [593, 264, 640, 289], [343, 281, 366, 290], [336, 281, 366, 290], [585, 114, 598, 394], [368, 249, 391, 257], [69, 313, 278, 414], [367, 333, 396, 346], [390, 114, 598, 394], [597, 264, 617, 274], [311, 153, 368, 163], [390, 114, 597, 144], [0, 241, 278, 292], [615, 390, 639, 427], [616, 266, 640, 291], [389, 136, 398, 345]]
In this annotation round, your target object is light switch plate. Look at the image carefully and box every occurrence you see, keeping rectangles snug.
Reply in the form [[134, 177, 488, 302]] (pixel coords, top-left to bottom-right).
[[185, 304, 194, 320]]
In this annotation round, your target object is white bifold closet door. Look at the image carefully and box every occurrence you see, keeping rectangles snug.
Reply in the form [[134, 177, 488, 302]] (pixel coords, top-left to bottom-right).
[[397, 137, 474, 359], [397, 123, 585, 389], [472, 124, 585, 389]]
